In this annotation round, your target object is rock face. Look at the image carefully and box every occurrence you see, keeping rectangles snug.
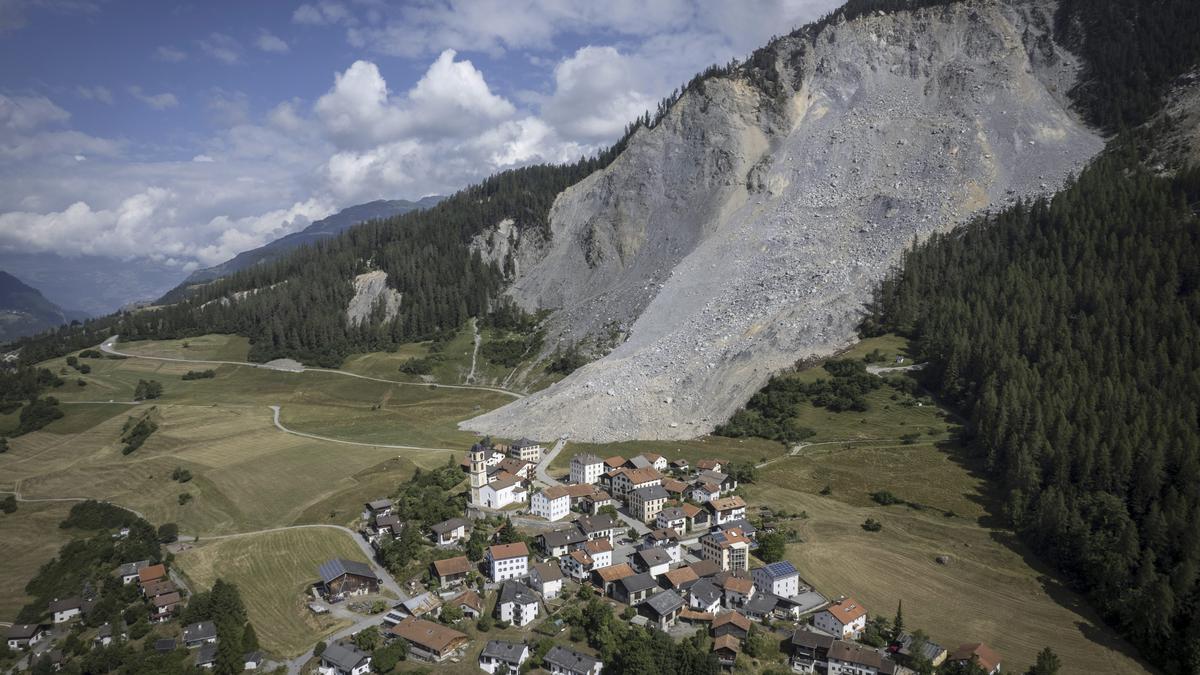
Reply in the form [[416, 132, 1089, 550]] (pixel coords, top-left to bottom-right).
[[465, 0, 1104, 443], [469, 218, 545, 280], [346, 271, 402, 325]]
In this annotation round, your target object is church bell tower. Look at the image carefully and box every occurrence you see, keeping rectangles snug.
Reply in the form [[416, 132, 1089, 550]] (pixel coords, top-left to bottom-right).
[[468, 442, 487, 507]]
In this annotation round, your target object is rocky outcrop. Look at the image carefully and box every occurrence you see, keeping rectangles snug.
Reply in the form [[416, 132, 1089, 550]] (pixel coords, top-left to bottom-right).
[[465, 0, 1104, 442], [346, 271, 402, 325], [469, 218, 545, 280]]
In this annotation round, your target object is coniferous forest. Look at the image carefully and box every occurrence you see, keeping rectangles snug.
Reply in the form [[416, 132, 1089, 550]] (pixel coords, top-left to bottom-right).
[[862, 144, 1200, 673]]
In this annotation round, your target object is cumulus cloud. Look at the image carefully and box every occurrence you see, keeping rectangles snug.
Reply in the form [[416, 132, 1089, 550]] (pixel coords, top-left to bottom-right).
[[197, 32, 241, 64], [128, 86, 179, 110], [0, 1, 843, 276], [0, 190, 333, 266], [0, 93, 70, 130], [541, 46, 656, 142], [315, 51, 515, 149], [76, 84, 113, 105], [154, 45, 186, 62], [207, 89, 249, 126], [293, 1, 351, 26], [255, 30, 289, 53], [0, 93, 119, 161]]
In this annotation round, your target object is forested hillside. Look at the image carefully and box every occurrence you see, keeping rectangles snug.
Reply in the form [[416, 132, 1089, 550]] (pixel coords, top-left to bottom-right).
[[5, 140, 630, 367], [861, 143, 1200, 673]]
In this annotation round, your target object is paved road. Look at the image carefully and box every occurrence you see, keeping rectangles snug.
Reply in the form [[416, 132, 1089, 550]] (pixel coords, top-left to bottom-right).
[[268, 405, 457, 454], [534, 437, 569, 486], [101, 336, 523, 399]]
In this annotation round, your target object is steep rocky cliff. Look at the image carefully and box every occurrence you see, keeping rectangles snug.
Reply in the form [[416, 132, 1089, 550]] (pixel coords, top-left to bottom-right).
[[465, 0, 1103, 442]]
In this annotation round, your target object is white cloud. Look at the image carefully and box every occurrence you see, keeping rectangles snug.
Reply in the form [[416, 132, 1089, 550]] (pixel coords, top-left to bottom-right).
[[542, 46, 656, 142], [0, 1, 844, 275], [293, 1, 351, 26], [154, 45, 187, 62], [197, 32, 241, 65], [76, 84, 113, 105], [128, 86, 179, 110], [0, 186, 336, 267], [0, 93, 69, 130], [315, 51, 515, 149], [255, 30, 289, 53], [206, 90, 249, 126], [0, 94, 119, 161]]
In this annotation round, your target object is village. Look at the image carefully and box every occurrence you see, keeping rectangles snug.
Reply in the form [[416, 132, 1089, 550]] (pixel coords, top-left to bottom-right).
[[3, 436, 1005, 675], [299, 438, 1003, 674]]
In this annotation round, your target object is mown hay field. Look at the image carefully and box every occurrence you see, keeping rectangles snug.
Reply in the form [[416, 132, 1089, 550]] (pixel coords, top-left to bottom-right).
[[174, 527, 376, 657]]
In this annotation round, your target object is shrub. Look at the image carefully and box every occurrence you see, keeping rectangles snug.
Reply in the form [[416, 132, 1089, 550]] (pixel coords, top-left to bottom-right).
[[120, 416, 157, 455], [399, 357, 435, 375], [181, 370, 215, 380], [15, 397, 64, 436], [871, 491, 900, 506], [177, 493, 193, 506], [862, 518, 883, 532], [133, 379, 162, 400]]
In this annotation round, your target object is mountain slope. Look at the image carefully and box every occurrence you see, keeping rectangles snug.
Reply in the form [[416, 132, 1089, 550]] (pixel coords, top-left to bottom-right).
[[0, 270, 75, 342], [163, 196, 443, 299], [465, 0, 1103, 442]]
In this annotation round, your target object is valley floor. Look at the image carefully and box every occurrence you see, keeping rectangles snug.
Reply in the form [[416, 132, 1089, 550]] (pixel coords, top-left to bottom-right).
[[0, 333, 1151, 673]]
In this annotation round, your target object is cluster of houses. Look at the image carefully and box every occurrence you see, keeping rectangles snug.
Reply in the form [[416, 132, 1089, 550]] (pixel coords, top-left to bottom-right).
[[457, 438, 546, 510], [312, 444, 1004, 675], [4, 560, 262, 671]]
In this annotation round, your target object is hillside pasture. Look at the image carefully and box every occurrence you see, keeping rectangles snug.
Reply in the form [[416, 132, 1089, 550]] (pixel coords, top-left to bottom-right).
[[0, 501, 74, 620], [174, 527, 373, 657]]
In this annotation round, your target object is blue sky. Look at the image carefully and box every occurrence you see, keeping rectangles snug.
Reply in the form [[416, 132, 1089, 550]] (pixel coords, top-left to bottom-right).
[[0, 0, 839, 274]]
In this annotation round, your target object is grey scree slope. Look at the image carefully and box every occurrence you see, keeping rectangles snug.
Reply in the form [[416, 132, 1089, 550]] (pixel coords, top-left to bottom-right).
[[465, 0, 1102, 442]]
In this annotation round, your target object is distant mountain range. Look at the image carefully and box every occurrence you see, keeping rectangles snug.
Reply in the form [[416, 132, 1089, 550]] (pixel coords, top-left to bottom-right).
[[0, 270, 84, 342], [159, 196, 443, 303]]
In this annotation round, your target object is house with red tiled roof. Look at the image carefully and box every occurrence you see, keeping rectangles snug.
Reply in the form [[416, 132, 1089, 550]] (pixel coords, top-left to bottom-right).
[[814, 597, 868, 640], [950, 643, 1002, 674], [486, 543, 529, 581]]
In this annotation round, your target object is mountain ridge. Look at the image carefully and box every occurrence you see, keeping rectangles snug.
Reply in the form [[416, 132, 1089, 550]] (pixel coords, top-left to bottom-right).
[[159, 196, 444, 303], [0, 270, 79, 342]]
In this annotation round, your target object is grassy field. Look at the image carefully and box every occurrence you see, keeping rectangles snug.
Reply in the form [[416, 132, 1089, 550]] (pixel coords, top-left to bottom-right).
[[730, 335, 1150, 674], [174, 527, 378, 658], [118, 334, 251, 361], [0, 333, 511, 627], [0, 501, 75, 620], [550, 436, 790, 477]]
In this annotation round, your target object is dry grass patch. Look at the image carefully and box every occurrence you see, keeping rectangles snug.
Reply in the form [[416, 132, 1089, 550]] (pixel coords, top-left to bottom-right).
[[0, 501, 75, 620], [174, 527, 370, 658], [747, 467, 1150, 675]]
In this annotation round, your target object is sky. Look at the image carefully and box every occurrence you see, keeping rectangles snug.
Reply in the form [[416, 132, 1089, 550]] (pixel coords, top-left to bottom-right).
[[0, 0, 840, 276]]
